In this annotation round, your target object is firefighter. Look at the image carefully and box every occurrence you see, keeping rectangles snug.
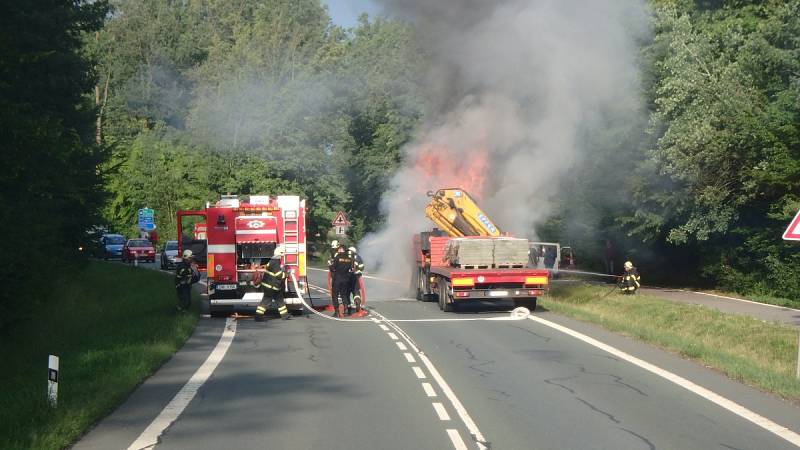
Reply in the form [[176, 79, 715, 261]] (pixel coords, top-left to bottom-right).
[[330, 244, 354, 318], [175, 250, 199, 311], [327, 239, 339, 269], [255, 245, 291, 321], [349, 246, 365, 313], [620, 261, 641, 294]]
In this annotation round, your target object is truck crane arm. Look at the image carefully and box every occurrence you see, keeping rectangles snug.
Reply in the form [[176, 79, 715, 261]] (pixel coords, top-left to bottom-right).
[[424, 188, 502, 237]]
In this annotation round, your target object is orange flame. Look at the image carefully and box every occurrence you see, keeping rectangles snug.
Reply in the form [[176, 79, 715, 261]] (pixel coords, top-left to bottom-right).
[[412, 144, 489, 200]]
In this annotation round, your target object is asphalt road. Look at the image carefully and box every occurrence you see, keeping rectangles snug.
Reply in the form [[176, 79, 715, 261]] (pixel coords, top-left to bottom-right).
[[75, 266, 800, 450]]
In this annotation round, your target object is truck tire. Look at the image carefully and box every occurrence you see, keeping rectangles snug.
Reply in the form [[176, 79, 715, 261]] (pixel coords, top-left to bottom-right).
[[413, 268, 423, 301], [439, 280, 455, 312], [514, 298, 537, 311]]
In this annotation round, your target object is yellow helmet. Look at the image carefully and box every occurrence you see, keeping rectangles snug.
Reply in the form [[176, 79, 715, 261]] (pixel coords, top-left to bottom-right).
[[624, 261, 633, 270]]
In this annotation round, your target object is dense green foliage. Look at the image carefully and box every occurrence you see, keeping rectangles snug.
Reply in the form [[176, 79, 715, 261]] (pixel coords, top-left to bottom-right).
[[90, 0, 425, 243], [550, 0, 800, 299], [2, 0, 798, 329], [0, 0, 108, 330]]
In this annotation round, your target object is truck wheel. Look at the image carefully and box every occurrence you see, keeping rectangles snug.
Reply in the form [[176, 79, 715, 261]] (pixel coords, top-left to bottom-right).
[[439, 280, 455, 312], [414, 269, 423, 301]]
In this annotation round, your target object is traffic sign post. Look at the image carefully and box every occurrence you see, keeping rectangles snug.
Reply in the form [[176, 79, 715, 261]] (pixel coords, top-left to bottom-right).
[[138, 207, 156, 232], [331, 211, 350, 237]]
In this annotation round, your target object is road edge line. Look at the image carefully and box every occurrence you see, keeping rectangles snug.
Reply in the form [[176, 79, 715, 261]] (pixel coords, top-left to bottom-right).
[[127, 317, 237, 450], [528, 314, 800, 447]]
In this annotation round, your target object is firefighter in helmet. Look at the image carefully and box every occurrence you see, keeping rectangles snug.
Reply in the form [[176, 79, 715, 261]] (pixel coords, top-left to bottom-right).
[[255, 245, 291, 321], [175, 250, 199, 311], [620, 261, 641, 294], [349, 246, 365, 313], [330, 244, 354, 318], [327, 240, 339, 269]]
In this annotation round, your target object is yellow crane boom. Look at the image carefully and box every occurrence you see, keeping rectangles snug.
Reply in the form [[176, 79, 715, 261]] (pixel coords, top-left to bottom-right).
[[424, 188, 502, 237]]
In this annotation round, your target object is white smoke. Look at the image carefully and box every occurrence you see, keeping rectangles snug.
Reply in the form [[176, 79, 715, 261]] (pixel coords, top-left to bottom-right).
[[359, 0, 650, 287]]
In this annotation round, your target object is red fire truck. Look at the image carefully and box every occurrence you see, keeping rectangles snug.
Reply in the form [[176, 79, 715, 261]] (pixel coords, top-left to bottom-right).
[[177, 194, 308, 315]]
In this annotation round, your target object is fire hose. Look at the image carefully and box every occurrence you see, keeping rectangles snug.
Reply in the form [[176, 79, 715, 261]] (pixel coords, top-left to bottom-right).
[[290, 272, 372, 322]]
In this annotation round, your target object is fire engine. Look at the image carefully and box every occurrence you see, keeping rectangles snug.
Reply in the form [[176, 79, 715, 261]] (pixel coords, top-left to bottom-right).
[[177, 194, 308, 315]]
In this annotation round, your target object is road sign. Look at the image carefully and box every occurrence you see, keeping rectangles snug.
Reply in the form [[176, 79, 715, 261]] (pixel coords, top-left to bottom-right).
[[783, 209, 800, 241], [334, 225, 347, 236], [331, 211, 350, 226], [138, 208, 155, 231]]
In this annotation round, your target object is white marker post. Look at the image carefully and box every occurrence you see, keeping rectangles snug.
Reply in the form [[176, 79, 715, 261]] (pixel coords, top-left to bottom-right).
[[47, 355, 59, 407], [796, 333, 799, 380]]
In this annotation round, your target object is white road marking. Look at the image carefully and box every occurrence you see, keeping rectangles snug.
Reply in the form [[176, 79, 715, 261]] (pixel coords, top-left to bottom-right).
[[447, 429, 469, 450], [680, 289, 800, 312], [422, 382, 437, 397], [528, 315, 800, 448], [127, 318, 237, 450], [404, 352, 416, 363], [387, 332, 399, 340], [380, 324, 390, 331], [372, 310, 489, 450], [433, 402, 451, 421], [396, 341, 408, 351], [413, 366, 427, 379]]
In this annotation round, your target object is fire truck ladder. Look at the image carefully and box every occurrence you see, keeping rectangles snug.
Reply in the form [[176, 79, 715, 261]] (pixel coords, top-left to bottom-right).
[[283, 215, 299, 269]]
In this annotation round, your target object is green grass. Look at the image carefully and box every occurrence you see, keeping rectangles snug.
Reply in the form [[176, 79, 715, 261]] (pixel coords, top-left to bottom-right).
[[541, 284, 800, 402], [0, 261, 199, 450]]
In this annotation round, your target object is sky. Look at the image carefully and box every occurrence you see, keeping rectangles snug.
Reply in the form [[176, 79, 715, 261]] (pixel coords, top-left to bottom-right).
[[325, 0, 381, 27]]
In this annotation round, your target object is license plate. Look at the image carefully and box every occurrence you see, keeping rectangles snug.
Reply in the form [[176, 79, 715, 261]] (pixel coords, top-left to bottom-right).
[[216, 284, 237, 291], [488, 290, 509, 297]]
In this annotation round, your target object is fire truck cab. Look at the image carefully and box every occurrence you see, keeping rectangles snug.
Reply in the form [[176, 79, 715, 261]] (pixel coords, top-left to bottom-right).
[[177, 194, 308, 316]]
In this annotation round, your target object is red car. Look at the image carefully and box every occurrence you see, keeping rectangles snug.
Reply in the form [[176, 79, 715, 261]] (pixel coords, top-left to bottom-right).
[[122, 238, 156, 263]]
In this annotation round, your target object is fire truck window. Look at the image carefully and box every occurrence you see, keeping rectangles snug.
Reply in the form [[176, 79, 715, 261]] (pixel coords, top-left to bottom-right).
[[237, 242, 276, 266]]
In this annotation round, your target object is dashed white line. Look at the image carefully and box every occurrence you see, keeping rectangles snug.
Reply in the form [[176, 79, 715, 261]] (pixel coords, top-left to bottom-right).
[[528, 315, 800, 448], [387, 332, 399, 340], [379, 324, 390, 331], [422, 382, 437, 397], [433, 402, 451, 421], [127, 318, 237, 450], [413, 366, 427, 379], [447, 429, 469, 450], [372, 310, 488, 450], [404, 352, 416, 363], [396, 341, 408, 351]]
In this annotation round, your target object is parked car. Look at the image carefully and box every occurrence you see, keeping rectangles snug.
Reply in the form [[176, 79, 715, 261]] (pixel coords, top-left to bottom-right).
[[122, 238, 156, 263], [161, 240, 179, 270], [100, 234, 126, 260]]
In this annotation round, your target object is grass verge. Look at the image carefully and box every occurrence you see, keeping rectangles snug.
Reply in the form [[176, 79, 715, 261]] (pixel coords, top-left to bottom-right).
[[541, 284, 800, 402], [0, 261, 199, 449]]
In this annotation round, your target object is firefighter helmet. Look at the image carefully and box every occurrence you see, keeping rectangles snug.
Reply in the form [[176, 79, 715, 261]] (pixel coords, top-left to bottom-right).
[[182, 249, 193, 259], [624, 261, 633, 270], [273, 245, 285, 257], [349, 246, 357, 254], [331, 239, 339, 249]]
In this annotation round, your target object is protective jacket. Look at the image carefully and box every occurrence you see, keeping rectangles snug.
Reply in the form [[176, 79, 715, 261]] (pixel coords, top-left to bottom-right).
[[352, 253, 365, 276], [622, 267, 641, 293], [261, 257, 286, 291], [175, 261, 194, 288], [331, 252, 354, 281]]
